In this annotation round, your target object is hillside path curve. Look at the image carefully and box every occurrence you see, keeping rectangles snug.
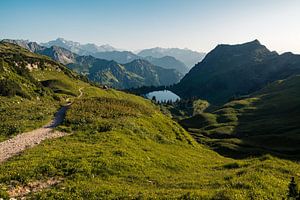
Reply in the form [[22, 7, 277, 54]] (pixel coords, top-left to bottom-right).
[[0, 87, 83, 163]]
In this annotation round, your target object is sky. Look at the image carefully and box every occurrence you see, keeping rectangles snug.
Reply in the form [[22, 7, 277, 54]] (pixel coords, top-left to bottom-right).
[[0, 0, 300, 53]]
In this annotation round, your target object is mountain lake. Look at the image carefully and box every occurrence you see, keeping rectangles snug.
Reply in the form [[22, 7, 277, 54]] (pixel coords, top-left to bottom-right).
[[146, 90, 180, 102]]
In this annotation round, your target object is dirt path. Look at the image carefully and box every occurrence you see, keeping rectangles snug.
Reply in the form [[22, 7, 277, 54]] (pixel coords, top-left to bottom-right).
[[78, 87, 83, 98], [0, 87, 84, 163]]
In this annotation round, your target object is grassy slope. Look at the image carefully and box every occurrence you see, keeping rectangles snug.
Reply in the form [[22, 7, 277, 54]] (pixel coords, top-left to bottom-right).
[[1, 43, 300, 199], [180, 75, 300, 159], [0, 87, 300, 199], [0, 42, 90, 141], [0, 97, 57, 142]]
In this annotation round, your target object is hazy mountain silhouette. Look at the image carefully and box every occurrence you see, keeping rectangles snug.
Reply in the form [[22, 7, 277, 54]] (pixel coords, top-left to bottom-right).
[[41, 38, 117, 55], [138, 47, 205, 68]]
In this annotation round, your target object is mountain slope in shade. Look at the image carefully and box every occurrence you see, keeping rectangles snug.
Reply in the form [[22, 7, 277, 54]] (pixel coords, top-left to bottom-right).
[[124, 59, 182, 86], [138, 47, 206, 68], [68, 58, 182, 89], [180, 75, 300, 158], [173, 40, 300, 104], [41, 38, 117, 55], [36, 46, 77, 65], [67, 56, 141, 89], [144, 56, 189, 74]]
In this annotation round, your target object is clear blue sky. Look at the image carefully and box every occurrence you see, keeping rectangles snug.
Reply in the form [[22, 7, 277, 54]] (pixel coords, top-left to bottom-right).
[[1, 0, 300, 53]]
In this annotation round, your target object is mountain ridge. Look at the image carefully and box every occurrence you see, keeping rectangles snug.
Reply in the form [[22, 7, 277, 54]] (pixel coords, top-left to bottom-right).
[[173, 40, 300, 104], [40, 38, 201, 71], [41, 38, 117, 55], [69, 57, 182, 89]]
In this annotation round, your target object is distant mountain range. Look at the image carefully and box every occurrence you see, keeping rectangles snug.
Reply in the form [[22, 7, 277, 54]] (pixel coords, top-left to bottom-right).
[[138, 47, 206, 68], [41, 38, 117, 55], [40, 38, 203, 73], [41, 38, 140, 64], [173, 39, 300, 104], [2, 39, 182, 89]]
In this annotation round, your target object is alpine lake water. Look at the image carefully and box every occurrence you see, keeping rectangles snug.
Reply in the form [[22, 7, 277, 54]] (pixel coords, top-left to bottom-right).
[[145, 90, 180, 102]]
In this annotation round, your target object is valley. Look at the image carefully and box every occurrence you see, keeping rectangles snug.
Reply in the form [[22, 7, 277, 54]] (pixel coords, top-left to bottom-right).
[[0, 39, 300, 199], [2, 1, 300, 199]]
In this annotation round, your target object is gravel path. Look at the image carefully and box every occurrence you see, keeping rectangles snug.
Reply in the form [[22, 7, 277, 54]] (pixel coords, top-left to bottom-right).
[[0, 88, 83, 163]]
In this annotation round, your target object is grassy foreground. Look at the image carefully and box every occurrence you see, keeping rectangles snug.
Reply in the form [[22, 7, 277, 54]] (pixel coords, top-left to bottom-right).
[[0, 87, 300, 199], [0, 97, 57, 142]]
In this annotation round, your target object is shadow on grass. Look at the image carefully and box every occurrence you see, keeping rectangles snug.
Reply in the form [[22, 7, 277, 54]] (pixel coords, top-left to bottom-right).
[[178, 86, 300, 161]]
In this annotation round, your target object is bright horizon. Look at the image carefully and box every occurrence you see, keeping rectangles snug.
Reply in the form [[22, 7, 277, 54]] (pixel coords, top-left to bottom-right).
[[1, 0, 300, 54]]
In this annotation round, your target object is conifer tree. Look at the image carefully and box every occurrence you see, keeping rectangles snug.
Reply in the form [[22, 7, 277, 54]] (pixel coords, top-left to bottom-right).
[[288, 177, 299, 200], [151, 96, 157, 103]]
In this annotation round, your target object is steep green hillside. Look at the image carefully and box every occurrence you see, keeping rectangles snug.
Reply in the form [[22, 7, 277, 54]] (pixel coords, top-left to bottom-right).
[[0, 42, 89, 141], [1, 85, 300, 199], [174, 40, 300, 105], [180, 75, 300, 158]]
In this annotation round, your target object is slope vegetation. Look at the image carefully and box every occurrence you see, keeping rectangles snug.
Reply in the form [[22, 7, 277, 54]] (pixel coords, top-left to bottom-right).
[[0, 43, 299, 199], [180, 75, 300, 158], [1, 84, 300, 199], [0, 42, 89, 141]]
